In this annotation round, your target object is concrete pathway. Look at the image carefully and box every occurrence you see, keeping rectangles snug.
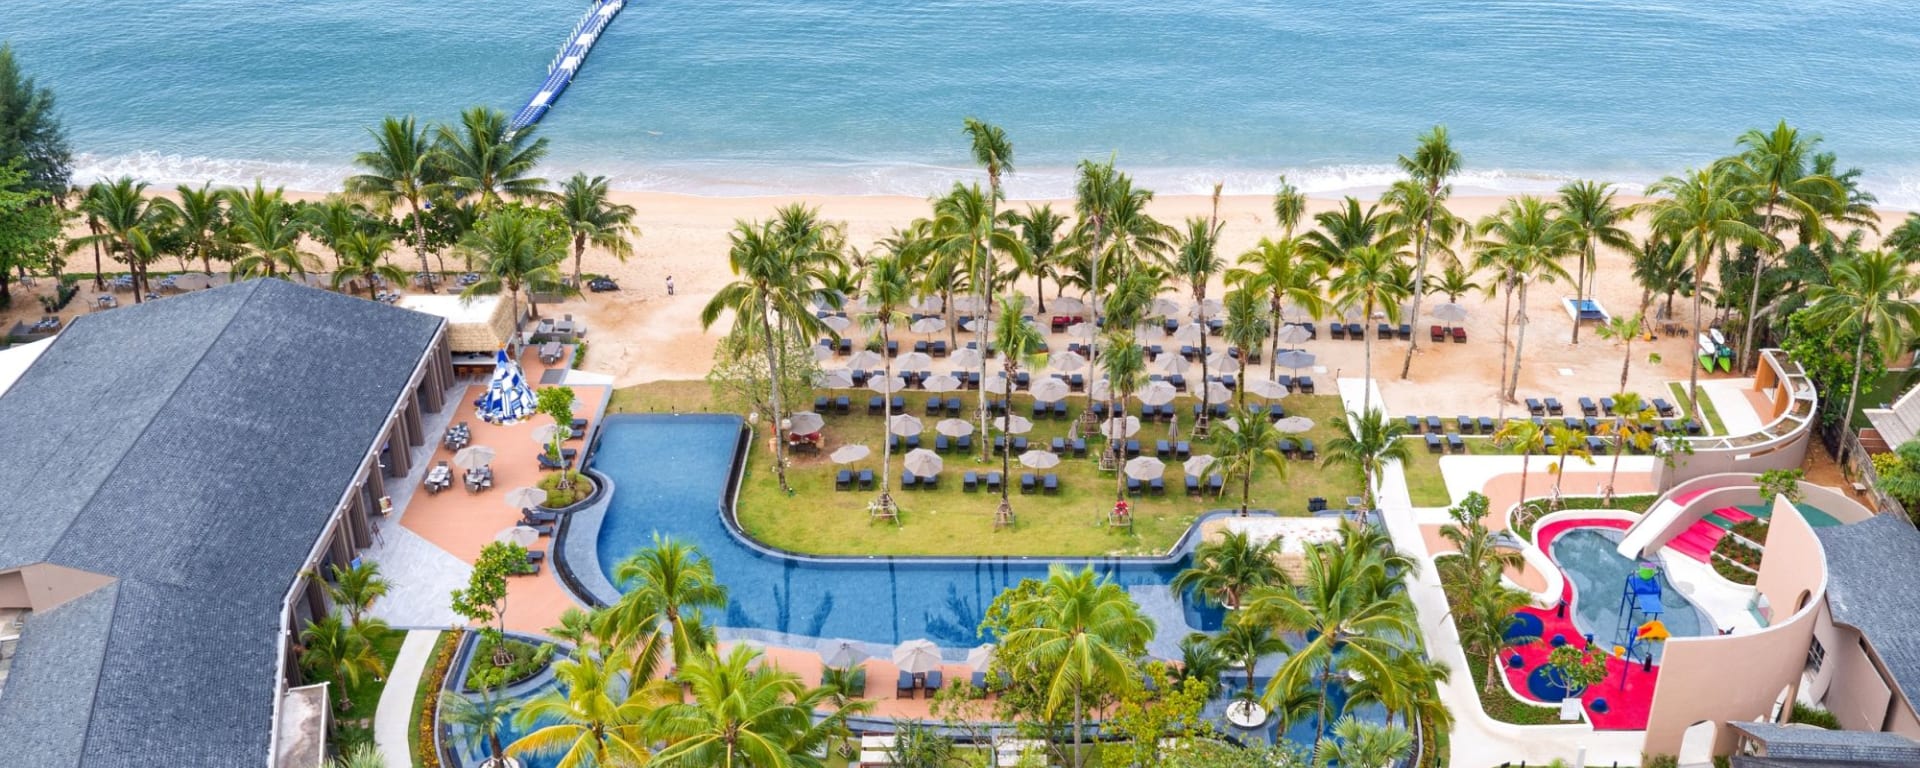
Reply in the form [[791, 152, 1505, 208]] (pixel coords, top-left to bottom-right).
[[375, 629, 441, 768], [364, 524, 469, 628], [1698, 379, 1765, 437]]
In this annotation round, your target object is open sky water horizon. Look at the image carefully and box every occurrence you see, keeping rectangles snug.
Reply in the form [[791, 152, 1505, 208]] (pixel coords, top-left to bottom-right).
[[9, 0, 1919, 206]]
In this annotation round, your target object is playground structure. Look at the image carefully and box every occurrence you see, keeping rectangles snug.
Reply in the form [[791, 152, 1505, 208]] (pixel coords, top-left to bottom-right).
[[1615, 560, 1670, 664]]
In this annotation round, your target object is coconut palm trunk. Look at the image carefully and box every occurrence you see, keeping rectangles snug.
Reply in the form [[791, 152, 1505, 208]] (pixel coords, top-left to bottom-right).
[[1505, 280, 1531, 401], [1687, 246, 1708, 406], [1496, 277, 1516, 411], [1001, 361, 1016, 506], [881, 325, 894, 500], [1362, 298, 1376, 414], [1400, 208, 1433, 378], [1572, 238, 1593, 344], [411, 196, 431, 277], [978, 255, 993, 464], [1268, 292, 1283, 380], [761, 300, 791, 491], [1742, 198, 1777, 374]]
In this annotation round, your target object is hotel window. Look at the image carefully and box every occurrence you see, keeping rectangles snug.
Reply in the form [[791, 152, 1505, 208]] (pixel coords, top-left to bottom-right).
[[1806, 636, 1826, 673]]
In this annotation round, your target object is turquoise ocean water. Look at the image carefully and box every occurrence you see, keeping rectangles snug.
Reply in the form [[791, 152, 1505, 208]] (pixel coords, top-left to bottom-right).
[[9, 0, 1920, 205]]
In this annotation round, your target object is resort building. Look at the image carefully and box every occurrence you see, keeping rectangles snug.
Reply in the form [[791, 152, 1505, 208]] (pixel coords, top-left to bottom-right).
[[0, 280, 454, 767]]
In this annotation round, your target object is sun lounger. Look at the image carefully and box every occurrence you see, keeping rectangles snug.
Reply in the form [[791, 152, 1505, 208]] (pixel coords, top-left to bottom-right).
[[526, 550, 546, 564], [1277, 438, 1297, 456], [956, 435, 973, 453], [1426, 415, 1443, 433], [1457, 415, 1473, 433], [1186, 475, 1201, 496], [935, 434, 951, 453], [1579, 397, 1598, 416], [1405, 415, 1421, 433], [1526, 398, 1545, 415], [1601, 396, 1617, 415], [1071, 438, 1087, 458], [1298, 439, 1316, 459], [858, 469, 874, 490], [1044, 473, 1059, 494], [1330, 323, 1347, 340], [897, 671, 917, 698], [1478, 416, 1495, 434], [1431, 325, 1446, 342], [921, 473, 939, 490], [1448, 434, 1465, 453], [901, 472, 919, 490], [971, 671, 989, 690], [924, 670, 944, 694], [1451, 327, 1466, 343], [1587, 436, 1608, 452], [1297, 376, 1315, 394], [537, 453, 569, 470], [1149, 477, 1165, 495], [1127, 477, 1143, 497], [1426, 434, 1443, 453], [834, 396, 851, 413], [1653, 398, 1675, 416], [1021, 473, 1038, 494], [1545, 398, 1563, 416], [1156, 440, 1172, 458], [1377, 322, 1393, 339], [510, 560, 542, 577], [1175, 441, 1191, 459], [963, 471, 979, 492], [1125, 439, 1141, 458], [836, 470, 853, 491], [1346, 323, 1364, 339], [1207, 475, 1225, 495], [986, 472, 1002, 493]]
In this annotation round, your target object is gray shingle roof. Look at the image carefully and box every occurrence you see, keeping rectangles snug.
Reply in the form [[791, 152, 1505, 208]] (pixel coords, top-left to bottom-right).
[[1813, 513, 1920, 711], [0, 280, 443, 767], [1730, 722, 1920, 763]]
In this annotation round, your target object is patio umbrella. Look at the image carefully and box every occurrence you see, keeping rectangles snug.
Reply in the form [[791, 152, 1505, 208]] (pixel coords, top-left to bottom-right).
[[1099, 415, 1141, 439], [1051, 351, 1088, 373], [820, 369, 854, 389], [1274, 350, 1316, 376], [993, 415, 1034, 435], [1051, 297, 1088, 315], [982, 373, 1011, 395], [1207, 352, 1242, 375], [1243, 378, 1288, 400], [843, 296, 874, 314], [452, 445, 496, 470], [1431, 302, 1469, 325], [935, 418, 974, 437], [1019, 450, 1061, 469], [1184, 454, 1217, 477], [966, 644, 997, 673], [1198, 380, 1234, 404], [788, 411, 826, 434], [1150, 354, 1189, 375], [821, 315, 851, 333], [949, 348, 984, 369], [1274, 324, 1313, 345], [1150, 297, 1182, 318], [1137, 381, 1178, 406], [1188, 298, 1224, 320], [922, 374, 962, 393], [1273, 416, 1315, 434], [897, 352, 934, 371], [952, 295, 986, 314], [1124, 456, 1166, 481], [903, 449, 943, 477], [910, 317, 946, 334], [847, 350, 883, 370], [830, 444, 871, 464], [867, 376, 907, 395], [893, 639, 944, 675], [531, 423, 565, 447], [811, 344, 834, 362], [504, 487, 546, 511], [1030, 378, 1070, 402], [1172, 322, 1206, 345], [962, 317, 994, 334], [821, 639, 869, 670], [888, 414, 924, 437], [1090, 378, 1115, 401], [909, 295, 942, 313], [1065, 322, 1098, 340], [497, 525, 541, 548], [477, 349, 538, 425]]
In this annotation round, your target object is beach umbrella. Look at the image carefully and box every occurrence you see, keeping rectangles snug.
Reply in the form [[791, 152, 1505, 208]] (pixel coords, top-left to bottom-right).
[[786, 411, 825, 434], [1019, 450, 1061, 469], [1243, 378, 1288, 400], [1124, 456, 1166, 481], [1090, 379, 1115, 401], [452, 445, 496, 470], [504, 487, 546, 511], [498, 525, 541, 548], [952, 295, 986, 314], [1065, 322, 1098, 340], [982, 372, 1011, 395], [843, 296, 874, 314], [1172, 322, 1206, 345], [922, 374, 962, 393], [993, 415, 1034, 435], [477, 349, 538, 425], [962, 317, 994, 334], [1184, 454, 1217, 477], [935, 418, 974, 437], [897, 351, 934, 371], [966, 644, 996, 673], [1137, 381, 1177, 406], [1150, 354, 1189, 376], [821, 315, 852, 333], [811, 344, 834, 362], [1150, 297, 1182, 318], [1051, 351, 1089, 373], [830, 444, 871, 464], [820, 369, 854, 389], [868, 376, 907, 395], [1431, 302, 1469, 325], [821, 639, 868, 670], [1274, 350, 1316, 376], [1274, 324, 1313, 345], [949, 348, 984, 369], [1197, 380, 1234, 404], [1050, 296, 1087, 315], [1207, 352, 1242, 375], [531, 423, 565, 447], [903, 449, 944, 477], [910, 317, 946, 334], [1215, 418, 1239, 433], [888, 414, 925, 436], [1188, 298, 1223, 320], [1030, 378, 1070, 402], [1100, 416, 1142, 439], [909, 295, 943, 313], [893, 639, 944, 675], [1273, 416, 1315, 434], [847, 350, 883, 370]]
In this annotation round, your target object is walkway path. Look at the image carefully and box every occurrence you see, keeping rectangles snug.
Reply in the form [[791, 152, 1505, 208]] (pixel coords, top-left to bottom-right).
[[375, 629, 441, 768]]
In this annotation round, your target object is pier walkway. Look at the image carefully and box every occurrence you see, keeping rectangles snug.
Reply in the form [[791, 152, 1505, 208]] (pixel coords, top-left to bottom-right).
[[507, 0, 626, 134]]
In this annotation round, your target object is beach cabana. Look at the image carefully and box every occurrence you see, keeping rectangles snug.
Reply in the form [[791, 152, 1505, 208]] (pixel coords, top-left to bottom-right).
[[478, 349, 538, 425]]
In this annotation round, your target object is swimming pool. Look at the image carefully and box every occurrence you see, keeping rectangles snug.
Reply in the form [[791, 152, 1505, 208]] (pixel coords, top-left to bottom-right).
[[1551, 527, 1709, 657], [584, 414, 1220, 649]]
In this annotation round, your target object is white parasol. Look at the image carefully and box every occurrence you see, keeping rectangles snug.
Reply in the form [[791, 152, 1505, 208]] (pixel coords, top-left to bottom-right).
[[1019, 450, 1061, 469], [910, 317, 947, 334], [949, 348, 984, 369], [1172, 322, 1207, 345], [1124, 456, 1166, 481], [1136, 381, 1178, 406], [897, 351, 934, 371], [902, 449, 943, 476], [893, 638, 944, 674], [1274, 324, 1313, 345], [888, 414, 925, 437], [821, 315, 851, 333], [1184, 454, 1217, 477], [1029, 378, 1070, 402], [1198, 380, 1234, 404], [867, 377, 907, 395], [1051, 351, 1089, 373], [922, 374, 963, 393], [1150, 297, 1182, 318], [993, 415, 1034, 435], [504, 487, 546, 511], [1099, 415, 1142, 439], [1051, 297, 1088, 314], [497, 525, 541, 548], [1188, 298, 1224, 320], [1273, 416, 1315, 434], [966, 644, 997, 673], [935, 418, 974, 437], [830, 444, 871, 464], [1243, 378, 1289, 399], [1150, 354, 1190, 375], [820, 369, 854, 389], [1065, 322, 1098, 340], [787, 411, 825, 434], [847, 350, 883, 370], [452, 445, 495, 470]]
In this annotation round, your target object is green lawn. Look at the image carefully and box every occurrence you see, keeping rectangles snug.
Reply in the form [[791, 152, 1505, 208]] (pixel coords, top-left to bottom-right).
[[608, 380, 714, 414], [318, 625, 407, 752], [409, 631, 453, 768], [1397, 435, 1504, 507], [1850, 368, 1920, 429], [1669, 382, 1728, 436], [735, 391, 1363, 557]]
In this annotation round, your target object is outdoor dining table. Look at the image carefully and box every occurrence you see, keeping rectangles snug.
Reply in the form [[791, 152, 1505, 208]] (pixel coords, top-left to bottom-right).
[[539, 342, 565, 364], [425, 466, 452, 493]]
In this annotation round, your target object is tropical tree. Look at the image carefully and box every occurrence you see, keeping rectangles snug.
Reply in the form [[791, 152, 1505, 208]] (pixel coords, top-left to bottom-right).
[[1221, 287, 1271, 409], [1173, 528, 1285, 610], [555, 172, 637, 285], [1425, 261, 1483, 303], [1229, 236, 1327, 378], [157, 182, 227, 275], [1209, 407, 1288, 516], [348, 115, 441, 274], [225, 182, 315, 279], [1599, 392, 1661, 504], [1320, 408, 1412, 516], [329, 744, 388, 768], [992, 293, 1047, 518], [646, 644, 867, 768], [459, 205, 570, 321], [1545, 423, 1594, 504], [1555, 180, 1635, 343], [1455, 582, 1538, 692], [1008, 203, 1067, 311], [1211, 614, 1289, 706], [440, 689, 517, 768], [297, 615, 387, 712], [1473, 196, 1572, 402], [1171, 214, 1226, 425], [931, 182, 1021, 462], [1314, 717, 1414, 768], [70, 176, 163, 300], [1728, 121, 1839, 372], [987, 566, 1154, 768], [302, 195, 376, 265], [1802, 250, 1920, 433], [1647, 166, 1764, 403], [0, 43, 72, 196], [1099, 331, 1146, 492], [1595, 313, 1650, 392], [1491, 419, 1548, 530], [862, 250, 913, 508], [1393, 126, 1461, 378], [1329, 245, 1409, 413], [1272, 175, 1306, 238], [1303, 197, 1404, 262], [322, 561, 390, 627], [610, 534, 728, 666], [509, 651, 663, 768], [1437, 493, 1524, 583], [433, 106, 549, 209], [329, 229, 406, 300]]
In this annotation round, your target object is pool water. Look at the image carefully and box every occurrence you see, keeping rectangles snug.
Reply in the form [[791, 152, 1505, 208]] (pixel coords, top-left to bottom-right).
[[589, 414, 1219, 648], [1212, 674, 1388, 749], [1550, 528, 1707, 656], [450, 678, 562, 768]]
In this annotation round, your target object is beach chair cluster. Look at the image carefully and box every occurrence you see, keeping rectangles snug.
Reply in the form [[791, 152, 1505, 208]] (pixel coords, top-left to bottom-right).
[[1326, 322, 1423, 342], [962, 471, 1062, 495], [1521, 394, 1700, 441]]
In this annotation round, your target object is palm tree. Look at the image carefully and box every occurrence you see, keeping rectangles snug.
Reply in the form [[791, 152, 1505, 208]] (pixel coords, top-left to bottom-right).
[[1491, 419, 1547, 530], [1474, 196, 1572, 403], [1729, 121, 1840, 372], [646, 644, 866, 768], [1343, 650, 1451, 736], [1595, 313, 1649, 392], [1455, 583, 1538, 691], [610, 534, 728, 666], [1329, 245, 1410, 413], [73, 184, 107, 289], [555, 172, 638, 286], [1314, 717, 1414, 768], [1555, 180, 1635, 344], [1098, 331, 1146, 492], [458, 206, 570, 321], [964, 119, 1016, 459], [1171, 215, 1226, 426], [322, 561, 390, 627], [1599, 392, 1660, 504], [1647, 166, 1763, 404], [1425, 261, 1483, 303], [433, 106, 549, 209], [1221, 288, 1271, 409], [1209, 407, 1288, 516], [439, 689, 516, 768], [1303, 197, 1404, 263], [1172, 528, 1285, 609], [1545, 423, 1594, 504], [992, 294, 1047, 517], [1319, 408, 1412, 516], [1438, 513, 1524, 585], [1272, 175, 1306, 239], [1803, 250, 1920, 435], [330, 744, 388, 768], [1211, 614, 1290, 708], [862, 251, 913, 509], [302, 195, 375, 266], [1229, 236, 1327, 378], [297, 616, 387, 712], [225, 182, 315, 279], [156, 182, 227, 275], [329, 229, 406, 300], [509, 651, 663, 768], [930, 183, 1021, 463], [1007, 203, 1067, 312], [348, 115, 441, 275], [1394, 126, 1461, 378], [995, 566, 1154, 768], [70, 177, 163, 301]]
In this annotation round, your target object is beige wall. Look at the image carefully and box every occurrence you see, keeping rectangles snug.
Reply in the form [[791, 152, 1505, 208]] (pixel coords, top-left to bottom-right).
[[0, 563, 115, 612], [1643, 496, 1828, 756]]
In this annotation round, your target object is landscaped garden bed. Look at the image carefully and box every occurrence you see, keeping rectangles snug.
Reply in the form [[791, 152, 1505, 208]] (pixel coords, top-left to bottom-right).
[[463, 634, 556, 691], [1437, 566, 1563, 725], [537, 469, 594, 508]]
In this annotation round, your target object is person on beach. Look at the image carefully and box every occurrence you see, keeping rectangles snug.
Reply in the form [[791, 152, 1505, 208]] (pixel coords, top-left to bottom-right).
[[666, 275, 675, 296]]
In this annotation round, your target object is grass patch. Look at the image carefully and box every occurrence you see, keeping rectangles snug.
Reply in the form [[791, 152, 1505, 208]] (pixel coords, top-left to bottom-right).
[[314, 626, 406, 753], [1669, 382, 1727, 436], [1849, 367, 1920, 429], [608, 379, 713, 414], [1790, 702, 1840, 729], [411, 630, 455, 768], [464, 636, 555, 690], [735, 392, 1362, 557], [1396, 435, 1503, 507], [1437, 567, 1564, 726]]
